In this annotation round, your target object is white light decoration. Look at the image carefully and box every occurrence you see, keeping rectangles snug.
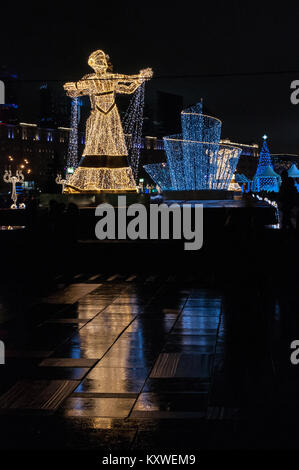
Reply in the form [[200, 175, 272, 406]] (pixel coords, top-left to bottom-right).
[[3, 170, 24, 209], [254, 193, 280, 227], [65, 167, 136, 192], [55, 173, 67, 193], [63, 50, 153, 193], [228, 173, 242, 191], [123, 81, 145, 180], [66, 97, 79, 170]]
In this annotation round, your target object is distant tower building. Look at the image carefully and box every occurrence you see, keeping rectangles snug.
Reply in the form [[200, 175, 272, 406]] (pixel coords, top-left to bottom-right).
[[39, 84, 54, 126], [0, 67, 19, 123], [54, 92, 70, 128], [154, 91, 184, 137]]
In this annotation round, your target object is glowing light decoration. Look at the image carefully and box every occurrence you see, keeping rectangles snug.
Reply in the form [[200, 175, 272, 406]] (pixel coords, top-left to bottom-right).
[[228, 173, 242, 191], [143, 163, 172, 191], [123, 81, 145, 180], [66, 97, 79, 170], [253, 165, 281, 192], [288, 163, 299, 178], [235, 173, 252, 192], [252, 136, 281, 192], [65, 167, 136, 192], [254, 193, 280, 227], [144, 102, 241, 190], [63, 50, 153, 193], [56, 173, 67, 193], [255, 136, 273, 177], [287, 164, 299, 192], [235, 173, 251, 184], [3, 170, 24, 209]]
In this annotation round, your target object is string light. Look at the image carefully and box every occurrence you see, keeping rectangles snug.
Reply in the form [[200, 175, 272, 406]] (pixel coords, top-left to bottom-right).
[[254, 193, 280, 226], [123, 82, 145, 180], [255, 136, 273, 177], [181, 105, 222, 189], [65, 167, 136, 192], [66, 97, 79, 170], [252, 136, 280, 192], [63, 49, 153, 192], [3, 170, 25, 209], [143, 162, 172, 190], [228, 173, 242, 191], [144, 103, 241, 190]]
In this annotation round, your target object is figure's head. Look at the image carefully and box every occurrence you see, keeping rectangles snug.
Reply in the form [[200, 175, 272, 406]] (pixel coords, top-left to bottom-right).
[[88, 50, 110, 73]]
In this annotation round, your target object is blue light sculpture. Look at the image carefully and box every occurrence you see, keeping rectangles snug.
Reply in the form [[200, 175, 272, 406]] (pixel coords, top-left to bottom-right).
[[253, 165, 281, 192], [143, 162, 172, 190], [235, 173, 252, 192], [252, 136, 280, 192], [255, 135, 273, 177], [144, 102, 241, 190], [288, 163, 299, 178]]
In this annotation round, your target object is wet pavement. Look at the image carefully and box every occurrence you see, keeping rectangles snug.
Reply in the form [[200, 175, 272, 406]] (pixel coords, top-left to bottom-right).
[[0, 272, 299, 452]]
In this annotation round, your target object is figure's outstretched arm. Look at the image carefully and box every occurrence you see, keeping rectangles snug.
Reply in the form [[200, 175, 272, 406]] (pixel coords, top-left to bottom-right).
[[116, 68, 153, 94], [63, 74, 93, 97]]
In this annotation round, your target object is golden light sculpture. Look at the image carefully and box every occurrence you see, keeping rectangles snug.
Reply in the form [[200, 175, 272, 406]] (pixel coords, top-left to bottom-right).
[[63, 50, 153, 193]]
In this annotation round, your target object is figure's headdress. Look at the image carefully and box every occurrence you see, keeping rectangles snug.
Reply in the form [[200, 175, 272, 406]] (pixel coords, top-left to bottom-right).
[[88, 50, 110, 69]]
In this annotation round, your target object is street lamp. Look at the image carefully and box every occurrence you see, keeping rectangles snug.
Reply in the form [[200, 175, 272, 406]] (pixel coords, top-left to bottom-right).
[[3, 170, 25, 209]]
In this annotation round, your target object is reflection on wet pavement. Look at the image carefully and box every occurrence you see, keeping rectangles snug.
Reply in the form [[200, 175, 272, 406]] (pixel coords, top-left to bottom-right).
[[0, 274, 298, 450]]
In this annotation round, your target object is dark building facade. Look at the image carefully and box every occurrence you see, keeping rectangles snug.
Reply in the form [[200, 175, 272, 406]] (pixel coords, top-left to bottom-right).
[[154, 91, 184, 137], [0, 122, 85, 192], [0, 69, 19, 125], [39, 84, 70, 129], [271, 154, 299, 174], [142, 91, 184, 138]]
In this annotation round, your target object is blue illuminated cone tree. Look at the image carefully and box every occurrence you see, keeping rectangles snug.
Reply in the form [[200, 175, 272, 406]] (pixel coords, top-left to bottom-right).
[[253, 136, 280, 192], [255, 135, 273, 177]]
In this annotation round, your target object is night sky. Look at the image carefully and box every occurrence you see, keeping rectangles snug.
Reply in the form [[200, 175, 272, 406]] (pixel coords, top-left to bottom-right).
[[2, 2, 299, 152]]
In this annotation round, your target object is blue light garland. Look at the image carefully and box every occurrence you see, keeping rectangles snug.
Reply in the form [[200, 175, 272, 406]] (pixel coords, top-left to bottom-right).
[[143, 162, 172, 190], [144, 102, 241, 191], [252, 137, 280, 192]]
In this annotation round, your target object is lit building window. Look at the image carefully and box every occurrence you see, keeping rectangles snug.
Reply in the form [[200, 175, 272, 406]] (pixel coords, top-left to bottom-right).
[[22, 128, 28, 140], [8, 128, 15, 139]]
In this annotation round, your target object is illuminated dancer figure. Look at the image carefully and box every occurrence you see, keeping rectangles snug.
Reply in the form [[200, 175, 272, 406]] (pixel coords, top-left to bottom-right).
[[63, 50, 153, 192]]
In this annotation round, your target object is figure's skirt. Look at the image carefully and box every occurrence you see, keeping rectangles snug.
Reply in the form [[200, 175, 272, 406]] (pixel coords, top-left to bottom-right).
[[64, 166, 137, 193]]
